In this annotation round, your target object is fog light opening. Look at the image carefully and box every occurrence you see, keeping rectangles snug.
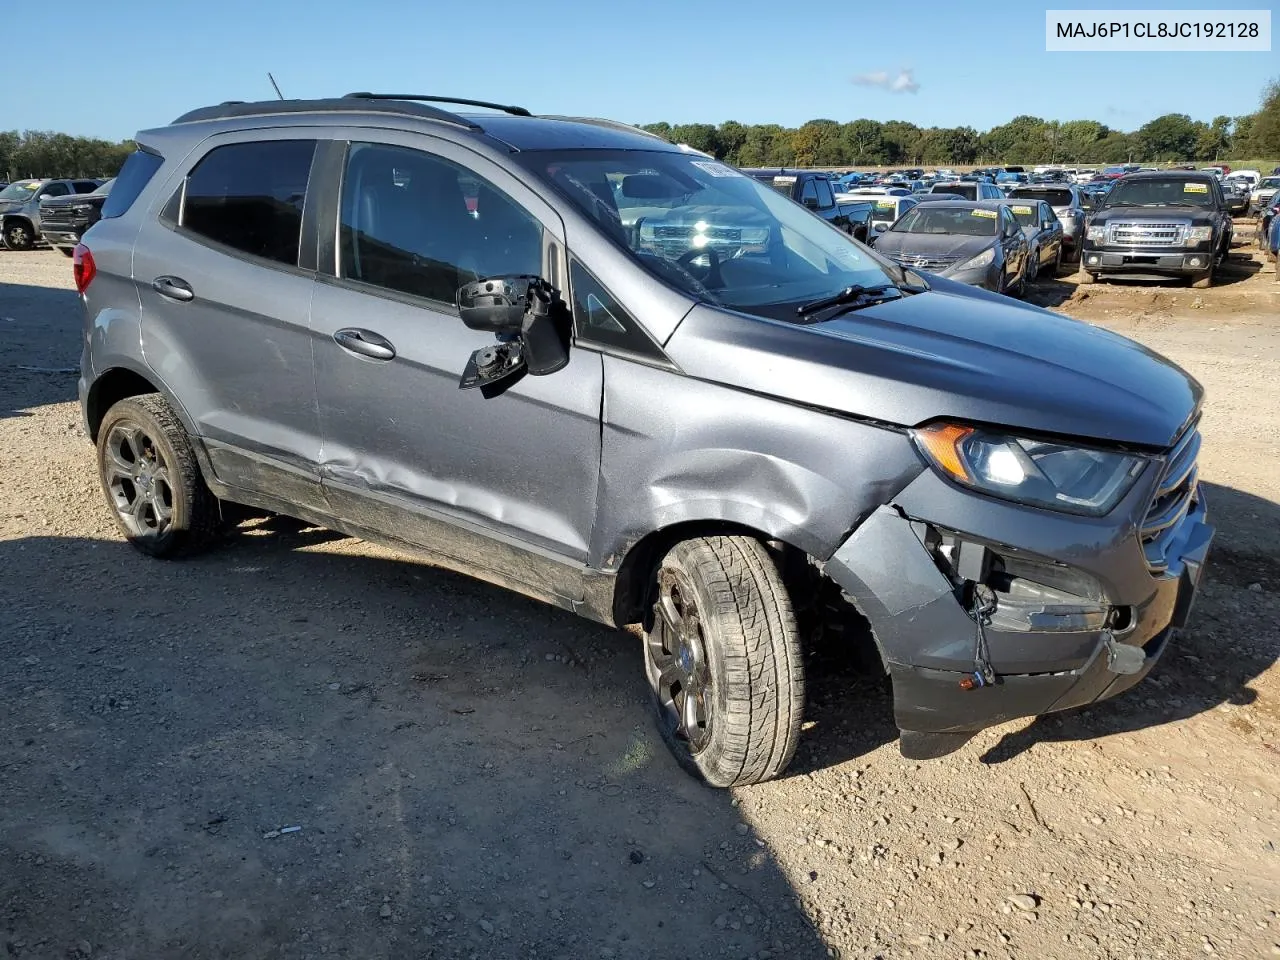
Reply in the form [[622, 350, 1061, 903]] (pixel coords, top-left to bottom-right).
[[1108, 605, 1135, 634]]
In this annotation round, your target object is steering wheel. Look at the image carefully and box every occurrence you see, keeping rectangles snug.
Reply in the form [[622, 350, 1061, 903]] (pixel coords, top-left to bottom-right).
[[676, 246, 723, 287]]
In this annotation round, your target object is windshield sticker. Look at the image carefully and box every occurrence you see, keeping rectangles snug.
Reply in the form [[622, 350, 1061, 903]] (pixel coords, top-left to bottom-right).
[[876, 199, 896, 208], [773, 176, 797, 184], [971, 209, 998, 219], [690, 160, 744, 178], [1011, 205, 1033, 215], [1183, 182, 1208, 193]]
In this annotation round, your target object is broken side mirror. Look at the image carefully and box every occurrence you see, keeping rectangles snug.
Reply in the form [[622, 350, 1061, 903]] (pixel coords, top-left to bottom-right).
[[456, 276, 571, 395]]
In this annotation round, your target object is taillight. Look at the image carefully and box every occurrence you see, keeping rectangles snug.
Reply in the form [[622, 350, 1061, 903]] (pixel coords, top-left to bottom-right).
[[73, 243, 96, 294]]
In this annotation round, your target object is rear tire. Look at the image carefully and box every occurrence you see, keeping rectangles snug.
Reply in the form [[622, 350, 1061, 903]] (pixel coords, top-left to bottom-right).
[[96, 394, 221, 558], [643, 536, 805, 787]]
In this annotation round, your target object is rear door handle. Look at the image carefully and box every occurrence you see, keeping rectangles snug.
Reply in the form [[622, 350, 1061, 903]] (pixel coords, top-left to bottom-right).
[[334, 327, 396, 361], [152, 276, 194, 302]]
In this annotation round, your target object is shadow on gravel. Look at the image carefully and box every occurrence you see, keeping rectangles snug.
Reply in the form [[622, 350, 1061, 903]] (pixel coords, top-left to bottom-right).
[[0, 528, 831, 960], [0, 277, 81, 420], [979, 480, 1279, 764]]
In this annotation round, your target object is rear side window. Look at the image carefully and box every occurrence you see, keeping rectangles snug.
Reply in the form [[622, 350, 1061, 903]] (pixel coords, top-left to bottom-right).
[[73, 180, 100, 194], [101, 151, 163, 219], [180, 140, 316, 266]]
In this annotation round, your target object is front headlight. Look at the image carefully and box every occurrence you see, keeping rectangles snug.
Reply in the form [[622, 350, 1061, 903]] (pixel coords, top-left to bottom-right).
[[911, 422, 1147, 516], [1185, 226, 1212, 243], [1086, 225, 1106, 242], [956, 247, 995, 270]]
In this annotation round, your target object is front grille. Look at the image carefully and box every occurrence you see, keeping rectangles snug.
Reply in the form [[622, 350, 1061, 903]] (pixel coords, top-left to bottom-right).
[[1140, 425, 1200, 574], [39, 209, 81, 229], [893, 254, 961, 271], [1106, 221, 1186, 246]]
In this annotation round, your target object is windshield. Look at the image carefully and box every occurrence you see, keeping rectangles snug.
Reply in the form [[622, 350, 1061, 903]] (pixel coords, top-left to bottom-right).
[[523, 150, 893, 313], [934, 183, 977, 200], [751, 174, 796, 197], [1006, 204, 1040, 227], [91, 179, 115, 197], [891, 206, 998, 237], [1103, 166, 1126, 176], [869, 198, 901, 223], [0, 180, 41, 202], [1104, 178, 1215, 208], [1010, 188, 1073, 207]]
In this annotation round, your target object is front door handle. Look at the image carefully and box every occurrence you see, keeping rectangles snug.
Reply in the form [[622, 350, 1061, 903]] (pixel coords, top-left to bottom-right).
[[152, 276, 194, 302], [334, 327, 396, 361]]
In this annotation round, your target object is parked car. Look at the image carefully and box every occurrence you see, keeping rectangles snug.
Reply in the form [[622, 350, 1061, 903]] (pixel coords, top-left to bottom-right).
[[996, 198, 1063, 279], [1098, 165, 1128, 181], [1073, 169, 1098, 184], [1263, 198, 1280, 272], [1226, 170, 1260, 191], [995, 172, 1029, 193], [1219, 178, 1251, 215], [0, 177, 103, 250], [865, 194, 920, 242], [38, 178, 115, 256], [743, 168, 870, 240], [1249, 176, 1280, 216], [1261, 195, 1280, 249], [913, 192, 966, 204], [1007, 184, 1086, 261], [868, 199, 1030, 295], [927, 180, 1004, 201], [1080, 171, 1232, 288], [77, 93, 1213, 785]]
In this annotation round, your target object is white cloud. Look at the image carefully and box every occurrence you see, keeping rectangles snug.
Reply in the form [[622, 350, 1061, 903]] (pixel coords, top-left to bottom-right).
[[852, 68, 920, 95]]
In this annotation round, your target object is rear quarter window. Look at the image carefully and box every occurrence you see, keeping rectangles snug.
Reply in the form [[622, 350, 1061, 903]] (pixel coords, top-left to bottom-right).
[[101, 151, 164, 219]]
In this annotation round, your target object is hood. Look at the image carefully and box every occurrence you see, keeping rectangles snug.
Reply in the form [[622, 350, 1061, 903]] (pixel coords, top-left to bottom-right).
[[872, 231, 996, 262], [1091, 205, 1215, 226], [39, 193, 105, 209], [665, 282, 1200, 448]]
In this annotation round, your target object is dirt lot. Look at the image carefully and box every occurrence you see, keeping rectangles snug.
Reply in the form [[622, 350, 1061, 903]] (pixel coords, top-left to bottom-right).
[[1, 238, 1278, 960]]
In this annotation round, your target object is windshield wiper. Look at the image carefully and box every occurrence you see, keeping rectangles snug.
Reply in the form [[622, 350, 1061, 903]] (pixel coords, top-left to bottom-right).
[[797, 284, 897, 317]]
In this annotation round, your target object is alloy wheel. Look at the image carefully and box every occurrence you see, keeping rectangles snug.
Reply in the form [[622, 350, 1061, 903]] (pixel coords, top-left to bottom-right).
[[646, 567, 712, 752], [102, 421, 174, 538]]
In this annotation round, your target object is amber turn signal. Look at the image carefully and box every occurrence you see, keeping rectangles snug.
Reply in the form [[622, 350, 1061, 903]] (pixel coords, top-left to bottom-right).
[[914, 423, 975, 483]]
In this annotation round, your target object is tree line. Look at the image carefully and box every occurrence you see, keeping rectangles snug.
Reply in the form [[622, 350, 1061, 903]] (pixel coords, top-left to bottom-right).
[[641, 80, 1280, 168], [4, 79, 1276, 179], [1, 131, 135, 180]]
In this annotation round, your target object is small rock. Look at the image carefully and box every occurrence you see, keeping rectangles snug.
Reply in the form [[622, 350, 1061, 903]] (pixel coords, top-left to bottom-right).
[[478, 918, 494, 935], [327, 682, 341, 691], [1248, 582, 1263, 593], [947, 839, 963, 851], [379, 903, 392, 919], [714, 914, 728, 930], [76, 942, 92, 957], [1008, 894, 1039, 911], [642, 880, 655, 889], [629, 850, 644, 865], [1269, 944, 1280, 956], [545, 653, 555, 661], [735, 823, 750, 836]]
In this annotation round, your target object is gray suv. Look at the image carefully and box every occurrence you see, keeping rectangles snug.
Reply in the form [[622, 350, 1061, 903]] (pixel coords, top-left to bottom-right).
[[0, 177, 103, 250], [75, 94, 1214, 787]]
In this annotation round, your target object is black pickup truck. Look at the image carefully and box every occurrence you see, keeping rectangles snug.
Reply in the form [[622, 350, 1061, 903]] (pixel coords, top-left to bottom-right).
[[1080, 171, 1232, 288], [38, 178, 113, 256], [742, 168, 871, 241]]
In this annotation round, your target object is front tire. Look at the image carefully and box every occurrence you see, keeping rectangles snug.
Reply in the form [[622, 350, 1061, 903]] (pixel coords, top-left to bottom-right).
[[643, 536, 805, 787], [3, 220, 35, 251], [1078, 265, 1096, 284], [96, 394, 220, 557], [1190, 267, 1214, 289]]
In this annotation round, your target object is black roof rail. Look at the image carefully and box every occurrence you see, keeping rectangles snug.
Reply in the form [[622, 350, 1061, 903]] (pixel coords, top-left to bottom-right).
[[343, 93, 531, 117], [170, 98, 484, 130], [538, 116, 667, 141]]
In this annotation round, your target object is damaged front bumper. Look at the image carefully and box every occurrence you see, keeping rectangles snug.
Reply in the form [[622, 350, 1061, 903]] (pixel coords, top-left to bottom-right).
[[824, 462, 1213, 759]]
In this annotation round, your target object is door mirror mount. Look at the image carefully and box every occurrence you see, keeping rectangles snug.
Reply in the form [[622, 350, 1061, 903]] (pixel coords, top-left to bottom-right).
[[456, 276, 571, 394]]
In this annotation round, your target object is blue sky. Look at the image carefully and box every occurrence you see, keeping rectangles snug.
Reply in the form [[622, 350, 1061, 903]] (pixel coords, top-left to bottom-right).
[[9, 0, 1276, 140]]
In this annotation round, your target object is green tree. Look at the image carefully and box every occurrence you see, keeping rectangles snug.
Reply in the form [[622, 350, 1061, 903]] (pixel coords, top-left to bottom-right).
[[881, 120, 922, 164], [1195, 115, 1233, 161], [639, 122, 672, 141], [1057, 120, 1107, 162], [1135, 113, 1202, 161], [716, 121, 748, 165], [840, 119, 885, 165], [1241, 80, 1280, 157], [670, 124, 720, 156]]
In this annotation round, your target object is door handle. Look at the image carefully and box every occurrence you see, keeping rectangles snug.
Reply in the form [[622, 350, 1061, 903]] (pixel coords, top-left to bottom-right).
[[334, 327, 396, 361], [152, 276, 194, 302]]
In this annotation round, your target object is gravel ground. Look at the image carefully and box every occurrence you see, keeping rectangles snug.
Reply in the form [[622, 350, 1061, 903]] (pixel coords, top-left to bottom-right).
[[2, 242, 1278, 960]]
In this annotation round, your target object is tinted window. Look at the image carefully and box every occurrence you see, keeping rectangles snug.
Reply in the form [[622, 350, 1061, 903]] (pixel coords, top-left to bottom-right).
[[936, 183, 977, 200], [570, 259, 662, 360], [41, 183, 70, 198], [814, 178, 834, 208], [1104, 177, 1216, 209], [1006, 202, 1039, 227], [181, 140, 316, 265], [1009, 188, 1074, 207], [101, 151, 163, 219], [892, 207, 998, 237], [799, 179, 818, 206], [73, 180, 100, 194], [340, 142, 542, 305]]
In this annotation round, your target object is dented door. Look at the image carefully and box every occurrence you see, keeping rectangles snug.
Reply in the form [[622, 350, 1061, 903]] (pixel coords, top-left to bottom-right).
[[309, 137, 602, 575]]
